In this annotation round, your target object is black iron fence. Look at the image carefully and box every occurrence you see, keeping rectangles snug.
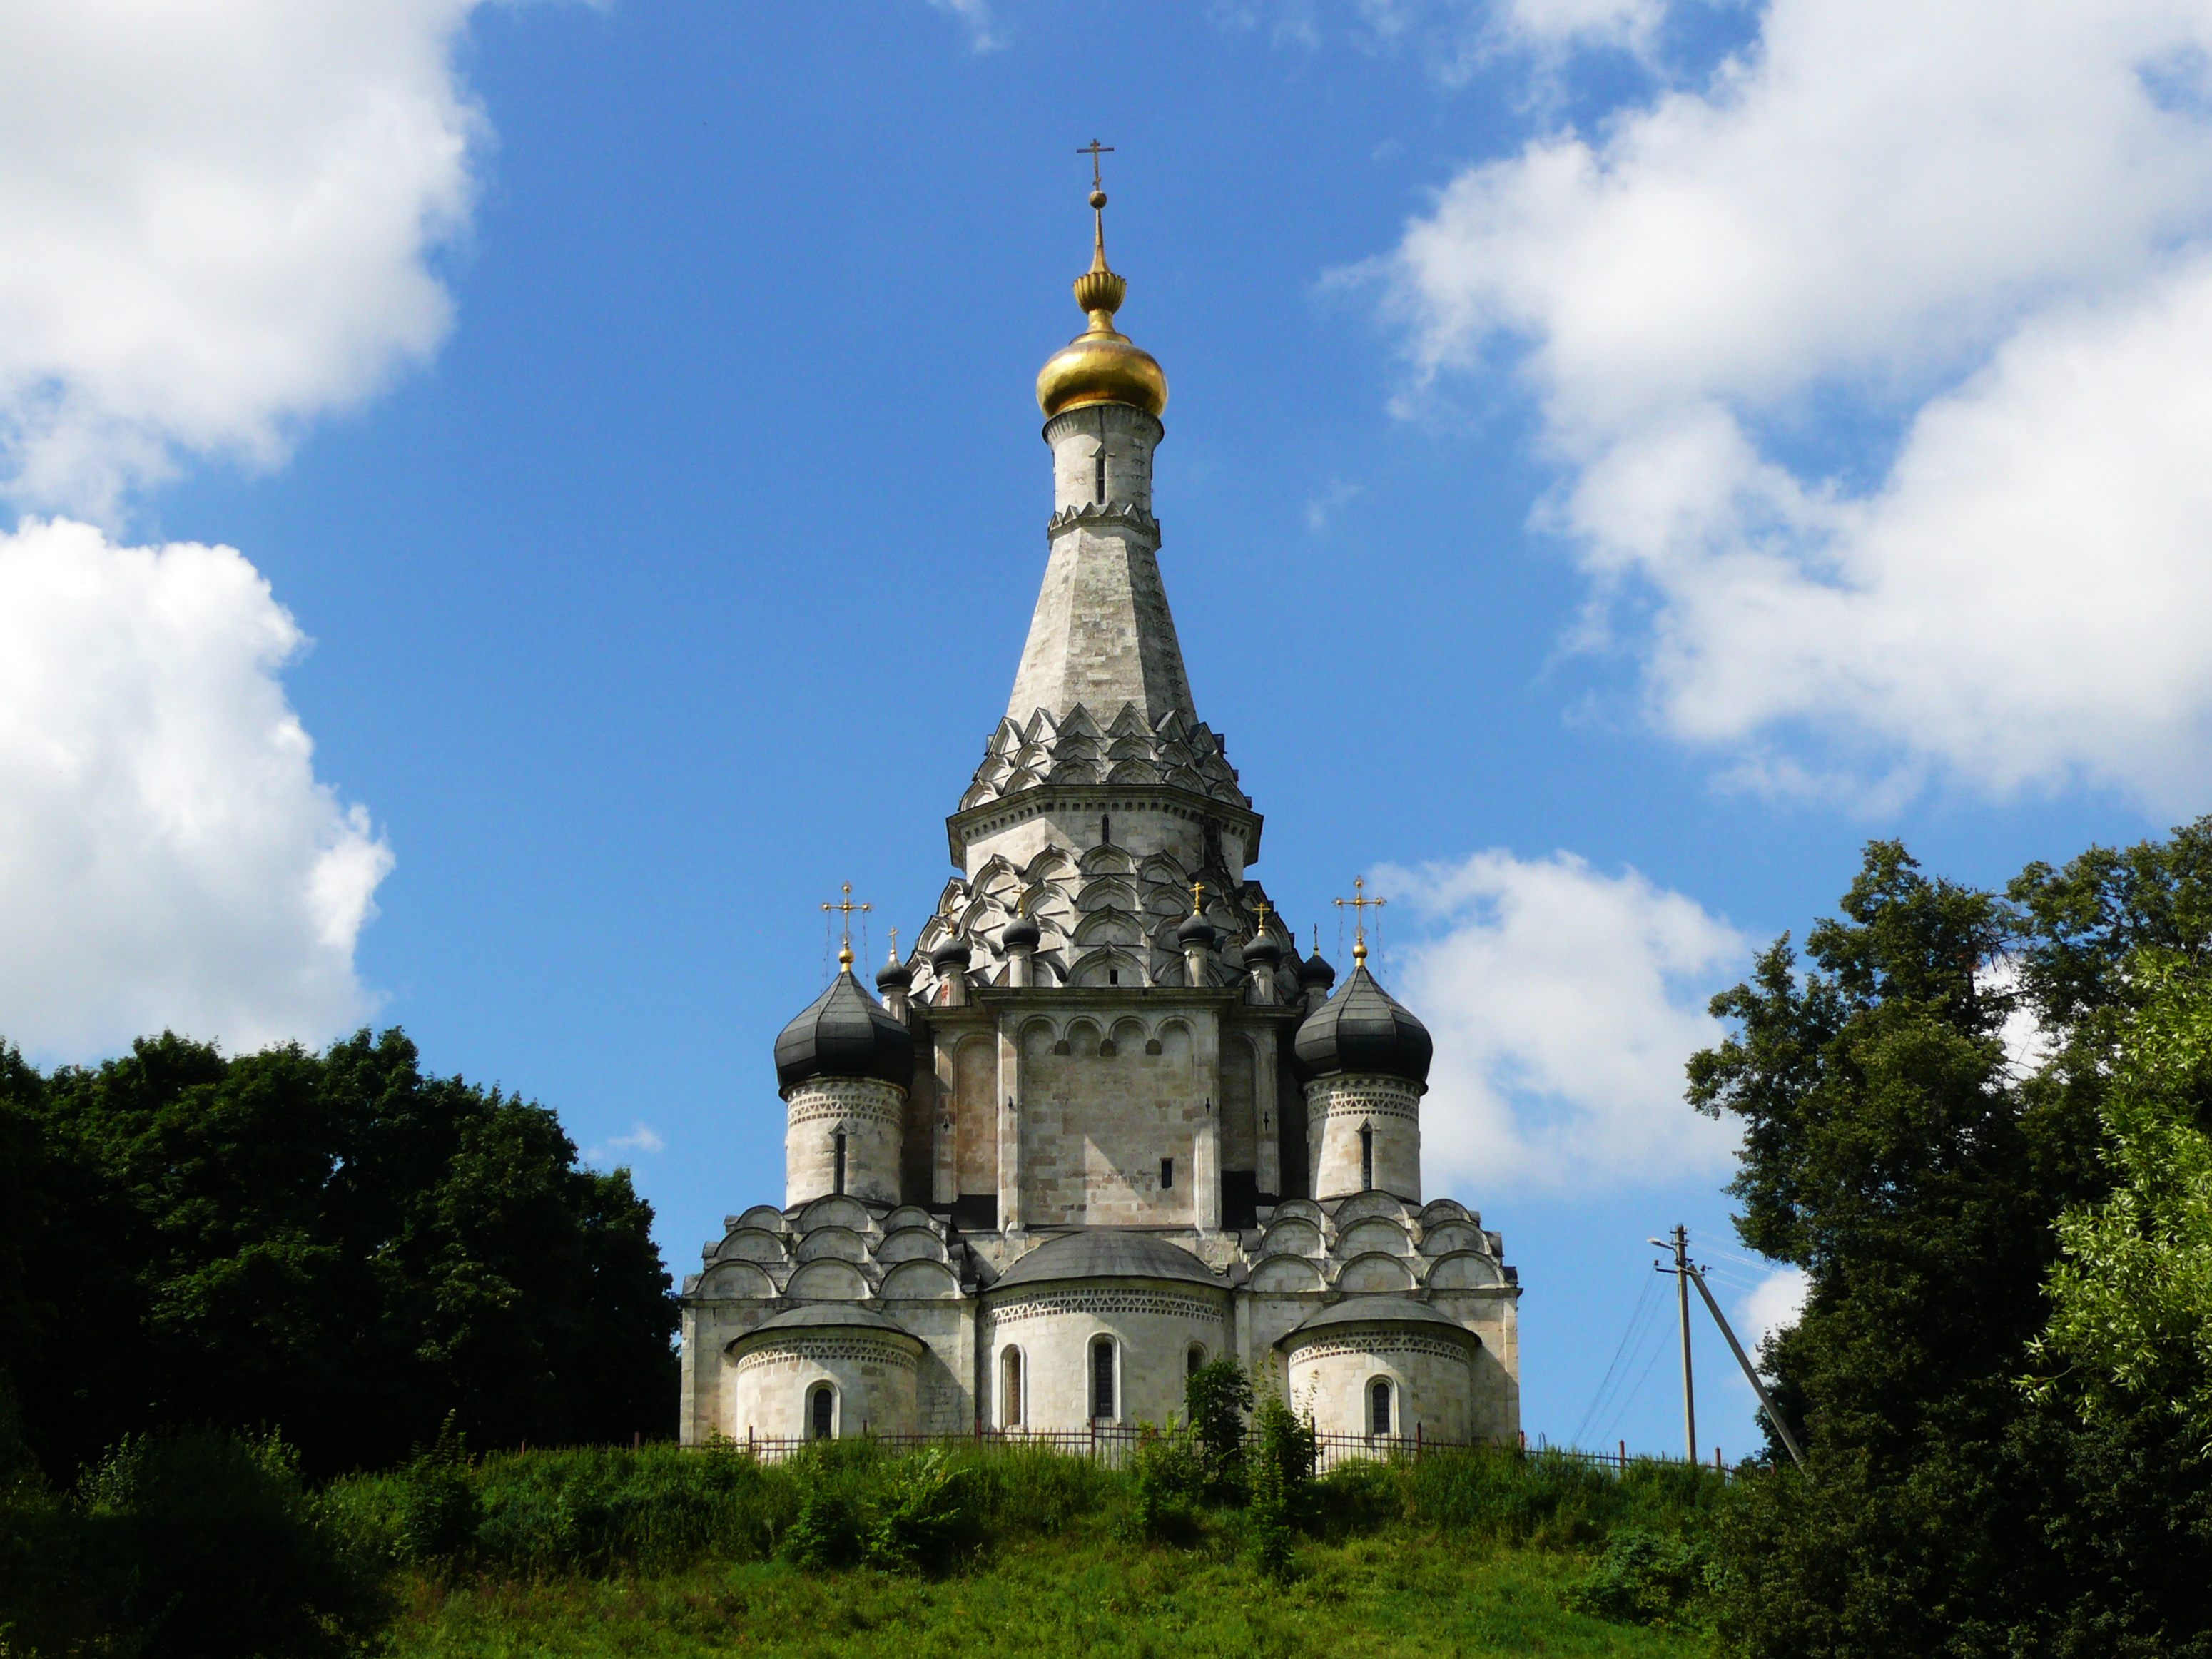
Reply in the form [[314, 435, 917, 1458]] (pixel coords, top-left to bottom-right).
[[718, 1424, 1747, 1479]]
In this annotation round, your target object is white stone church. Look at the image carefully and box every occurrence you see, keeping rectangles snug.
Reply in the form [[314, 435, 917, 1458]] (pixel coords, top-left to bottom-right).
[[677, 180, 1521, 1450]]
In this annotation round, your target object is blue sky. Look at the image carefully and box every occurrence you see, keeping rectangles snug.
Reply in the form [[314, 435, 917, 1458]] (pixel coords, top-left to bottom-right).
[[6, 0, 2211, 1462]]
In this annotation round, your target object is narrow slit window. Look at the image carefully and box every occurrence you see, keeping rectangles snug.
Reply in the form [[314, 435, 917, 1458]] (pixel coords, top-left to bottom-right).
[[1369, 1378, 1391, 1437], [1160, 1157, 1174, 1190], [1094, 441, 1106, 502], [833, 1130, 847, 1196], [1091, 1337, 1116, 1421], [1109, 968, 1119, 985], [1359, 1123, 1374, 1192]]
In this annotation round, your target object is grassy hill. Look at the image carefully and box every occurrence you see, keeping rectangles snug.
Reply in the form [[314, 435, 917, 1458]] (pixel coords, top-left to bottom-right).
[[335, 1439, 1728, 1659], [389, 1531, 1713, 1658]]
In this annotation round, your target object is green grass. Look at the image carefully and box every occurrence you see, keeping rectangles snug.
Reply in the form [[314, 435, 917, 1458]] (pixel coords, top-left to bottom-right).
[[388, 1528, 1715, 1659]]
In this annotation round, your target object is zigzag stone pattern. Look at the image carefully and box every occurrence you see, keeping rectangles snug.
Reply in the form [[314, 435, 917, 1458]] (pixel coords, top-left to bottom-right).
[[906, 831, 1302, 999], [960, 700, 1247, 815]]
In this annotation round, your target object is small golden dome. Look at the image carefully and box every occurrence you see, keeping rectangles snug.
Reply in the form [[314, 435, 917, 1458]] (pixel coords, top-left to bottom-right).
[[1035, 188, 1167, 420]]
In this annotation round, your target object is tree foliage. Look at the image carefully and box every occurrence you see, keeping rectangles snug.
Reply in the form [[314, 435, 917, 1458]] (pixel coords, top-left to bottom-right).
[[0, 1027, 676, 1479], [1693, 833, 2212, 1657]]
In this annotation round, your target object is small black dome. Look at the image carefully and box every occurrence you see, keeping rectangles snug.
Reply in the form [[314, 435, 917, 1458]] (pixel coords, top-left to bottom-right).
[[1003, 915, 1040, 952], [1243, 931, 1283, 969], [875, 953, 913, 993], [1177, 912, 1217, 948], [1293, 963, 1432, 1086], [774, 970, 914, 1091], [1300, 948, 1336, 990], [930, 935, 972, 971]]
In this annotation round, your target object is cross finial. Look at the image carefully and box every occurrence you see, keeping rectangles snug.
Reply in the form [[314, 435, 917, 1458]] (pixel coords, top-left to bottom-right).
[[1334, 875, 1388, 964], [821, 883, 871, 970], [1189, 877, 1208, 915], [1078, 138, 1114, 191], [887, 925, 900, 965], [1249, 893, 1273, 931]]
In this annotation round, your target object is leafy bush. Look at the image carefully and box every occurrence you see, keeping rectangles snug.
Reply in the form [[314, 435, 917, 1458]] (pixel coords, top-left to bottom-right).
[[1126, 1424, 1207, 1545], [395, 1411, 477, 1566], [863, 1449, 969, 1573], [1184, 1361, 1253, 1483], [1247, 1389, 1314, 1581], [1561, 1527, 1713, 1627], [0, 1427, 387, 1659]]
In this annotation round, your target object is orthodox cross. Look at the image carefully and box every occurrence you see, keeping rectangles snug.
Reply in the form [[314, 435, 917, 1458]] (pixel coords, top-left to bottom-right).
[[1189, 877, 1208, 915], [1078, 138, 1114, 190], [1249, 893, 1273, 936], [821, 883, 871, 968], [886, 925, 900, 966], [1334, 876, 1387, 960]]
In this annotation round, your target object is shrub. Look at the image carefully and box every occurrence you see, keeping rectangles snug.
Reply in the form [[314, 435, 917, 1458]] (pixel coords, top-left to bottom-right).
[[1126, 1424, 1206, 1545], [863, 1449, 970, 1573], [0, 1427, 388, 1659], [395, 1412, 478, 1566], [1561, 1527, 1713, 1627], [1184, 1361, 1253, 1484], [1248, 1389, 1314, 1581]]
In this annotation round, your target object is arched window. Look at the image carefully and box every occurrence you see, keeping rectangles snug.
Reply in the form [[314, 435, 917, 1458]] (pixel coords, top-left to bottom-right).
[[832, 1130, 847, 1197], [1000, 1346, 1023, 1428], [1369, 1377, 1392, 1438], [1186, 1344, 1207, 1377], [1359, 1122, 1374, 1192], [810, 1383, 836, 1441], [1090, 1336, 1117, 1421]]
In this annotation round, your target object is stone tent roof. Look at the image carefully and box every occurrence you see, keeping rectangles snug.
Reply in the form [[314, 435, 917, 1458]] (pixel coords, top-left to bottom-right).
[[990, 1227, 1225, 1292]]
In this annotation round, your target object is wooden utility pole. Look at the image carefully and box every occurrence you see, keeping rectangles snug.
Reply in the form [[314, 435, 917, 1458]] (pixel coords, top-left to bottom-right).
[[1653, 1226, 1695, 1462]]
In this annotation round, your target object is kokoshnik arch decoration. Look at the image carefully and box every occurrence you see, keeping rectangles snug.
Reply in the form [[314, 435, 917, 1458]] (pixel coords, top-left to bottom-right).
[[679, 151, 1521, 1449]]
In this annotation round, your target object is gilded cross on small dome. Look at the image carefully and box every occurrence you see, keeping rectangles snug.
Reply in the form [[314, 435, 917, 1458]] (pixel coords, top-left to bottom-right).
[[821, 883, 871, 970], [1334, 876, 1388, 964], [1189, 877, 1208, 915]]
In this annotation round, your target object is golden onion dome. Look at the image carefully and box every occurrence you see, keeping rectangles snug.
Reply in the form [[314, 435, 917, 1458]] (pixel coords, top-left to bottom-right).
[[1036, 187, 1167, 420]]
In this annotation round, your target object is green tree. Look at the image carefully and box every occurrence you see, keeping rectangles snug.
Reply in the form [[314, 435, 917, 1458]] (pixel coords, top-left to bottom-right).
[[1694, 837, 2212, 1657], [2029, 951, 2212, 1434], [10, 1027, 676, 1478]]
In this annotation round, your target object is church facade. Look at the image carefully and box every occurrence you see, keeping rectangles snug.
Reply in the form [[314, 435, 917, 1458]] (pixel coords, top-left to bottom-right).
[[677, 181, 1521, 1449]]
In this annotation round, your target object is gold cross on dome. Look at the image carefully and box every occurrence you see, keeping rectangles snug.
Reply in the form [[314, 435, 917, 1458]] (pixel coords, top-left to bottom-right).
[[886, 925, 900, 965], [1078, 138, 1114, 190], [1189, 877, 1208, 915], [1334, 876, 1387, 961], [821, 883, 871, 968], [1249, 893, 1273, 929]]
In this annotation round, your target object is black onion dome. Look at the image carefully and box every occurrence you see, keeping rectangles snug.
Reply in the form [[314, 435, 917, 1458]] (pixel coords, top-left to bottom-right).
[[774, 970, 914, 1091], [1002, 915, 1041, 952], [930, 934, 972, 971], [1300, 948, 1336, 991], [1243, 931, 1283, 969], [1292, 963, 1433, 1086], [876, 952, 913, 993], [1177, 912, 1217, 948]]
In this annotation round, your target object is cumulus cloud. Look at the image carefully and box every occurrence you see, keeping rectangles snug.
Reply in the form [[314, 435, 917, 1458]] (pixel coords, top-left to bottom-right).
[[1380, 0, 2212, 808], [1739, 1263, 1808, 1356], [1374, 849, 1743, 1192], [0, 517, 391, 1059], [585, 1122, 668, 1166], [0, 0, 487, 517], [924, 0, 1002, 51]]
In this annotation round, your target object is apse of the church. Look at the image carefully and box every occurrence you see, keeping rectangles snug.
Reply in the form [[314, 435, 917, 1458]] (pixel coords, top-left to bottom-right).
[[678, 166, 1520, 1452]]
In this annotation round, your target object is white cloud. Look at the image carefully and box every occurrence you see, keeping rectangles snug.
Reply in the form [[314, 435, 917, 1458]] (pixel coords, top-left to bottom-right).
[[1375, 849, 1743, 1192], [924, 0, 1002, 51], [0, 517, 390, 1059], [1379, 0, 2212, 808], [1739, 1263, 1808, 1355], [1306, 477, 1365, 530], [0, 0, 489, 517], [586, 1121, 667, 1165]]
